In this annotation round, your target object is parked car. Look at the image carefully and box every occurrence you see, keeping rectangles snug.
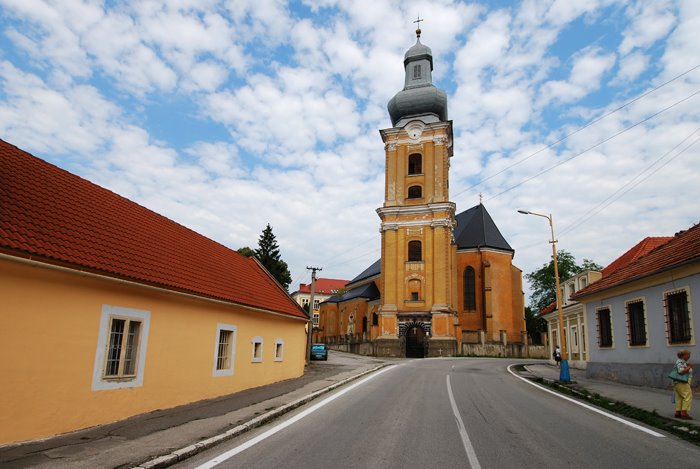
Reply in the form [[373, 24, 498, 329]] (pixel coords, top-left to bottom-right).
[[310, 343, 328, 360]]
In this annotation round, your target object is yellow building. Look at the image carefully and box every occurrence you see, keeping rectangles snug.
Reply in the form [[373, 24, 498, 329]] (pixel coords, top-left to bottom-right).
[[319, 29, 525, 357], [0, 140, 308, 445]]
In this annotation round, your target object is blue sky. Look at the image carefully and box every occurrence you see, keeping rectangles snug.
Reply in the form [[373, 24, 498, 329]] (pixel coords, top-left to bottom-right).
[[1, 0, 698, 299]]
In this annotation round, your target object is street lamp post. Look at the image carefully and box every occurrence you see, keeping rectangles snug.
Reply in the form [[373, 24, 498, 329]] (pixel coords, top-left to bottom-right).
[[518, 209, 570, 383]]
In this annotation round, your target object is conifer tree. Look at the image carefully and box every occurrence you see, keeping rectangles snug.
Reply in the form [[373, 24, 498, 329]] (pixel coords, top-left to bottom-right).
[[254, 224, 292, 289]]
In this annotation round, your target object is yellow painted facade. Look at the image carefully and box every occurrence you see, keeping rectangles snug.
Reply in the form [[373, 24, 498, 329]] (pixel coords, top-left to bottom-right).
[[0, 258, 306, 445]]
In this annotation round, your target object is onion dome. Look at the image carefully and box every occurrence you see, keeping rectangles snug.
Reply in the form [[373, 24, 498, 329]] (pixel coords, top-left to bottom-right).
[[387, 28, 448, 128]]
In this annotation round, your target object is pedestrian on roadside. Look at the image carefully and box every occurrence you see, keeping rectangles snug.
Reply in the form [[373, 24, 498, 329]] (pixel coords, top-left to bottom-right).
[[553, 345, 562, 368], [670, 349, 693, 419]]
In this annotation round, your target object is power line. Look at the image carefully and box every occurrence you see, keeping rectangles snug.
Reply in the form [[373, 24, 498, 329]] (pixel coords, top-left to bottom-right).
[[485, 89, 700, 201], [454, 63, 700, 199], [559, 127, 700, 236]]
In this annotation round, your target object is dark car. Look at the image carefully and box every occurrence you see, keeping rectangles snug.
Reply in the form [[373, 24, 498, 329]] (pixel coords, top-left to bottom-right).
[[310, 343, 328, 360]]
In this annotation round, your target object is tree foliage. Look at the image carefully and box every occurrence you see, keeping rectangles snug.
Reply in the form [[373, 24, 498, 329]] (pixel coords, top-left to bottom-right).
[[253, 224, 292, 289], [237, 246, 255, 257], [525, 250, 603, 330]]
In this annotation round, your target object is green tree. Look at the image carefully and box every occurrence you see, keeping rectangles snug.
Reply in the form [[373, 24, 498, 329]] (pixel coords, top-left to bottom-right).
[[237, 246, 255, 257], [525, 306, 547, 345], [254, 224, 292, 289], [525, 250, 581, 315]]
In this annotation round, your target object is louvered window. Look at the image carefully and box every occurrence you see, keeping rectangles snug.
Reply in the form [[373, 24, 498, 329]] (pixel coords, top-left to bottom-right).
[[408, 240, 422, 262]]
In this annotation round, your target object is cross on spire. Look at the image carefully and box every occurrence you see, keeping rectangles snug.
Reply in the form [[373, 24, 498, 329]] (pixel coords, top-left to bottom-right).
[[414, 15, 423, 38]]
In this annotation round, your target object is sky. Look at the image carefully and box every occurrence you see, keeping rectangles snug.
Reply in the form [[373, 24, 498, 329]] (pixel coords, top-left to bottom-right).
[[1, 0, 698, 302]]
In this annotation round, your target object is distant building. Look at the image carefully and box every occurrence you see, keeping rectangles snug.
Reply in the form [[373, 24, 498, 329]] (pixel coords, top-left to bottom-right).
[[0, 140, 307, 445], [572, 227, 699, 388], [317, 29, 526, 358], [290, 278, 348, 330]]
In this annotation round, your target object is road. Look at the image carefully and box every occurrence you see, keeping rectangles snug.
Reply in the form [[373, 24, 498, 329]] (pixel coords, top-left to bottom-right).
[[176, 358, 700, 468]]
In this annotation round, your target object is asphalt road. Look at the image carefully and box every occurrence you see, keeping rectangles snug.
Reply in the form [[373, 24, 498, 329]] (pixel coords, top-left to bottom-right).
[[176, 358, 700, 469]]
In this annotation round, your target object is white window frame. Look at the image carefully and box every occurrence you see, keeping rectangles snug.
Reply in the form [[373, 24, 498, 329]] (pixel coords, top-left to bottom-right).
[[252, 336, 264, 363], [312, 312, 320, 326], [213, 323, 237, 377], [274, 339, 284, 362], [92, 305, 150, 391]]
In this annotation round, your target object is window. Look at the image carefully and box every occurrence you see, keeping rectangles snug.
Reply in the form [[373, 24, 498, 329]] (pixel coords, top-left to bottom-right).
[[252, 336, 263, 363], [411, 292, 419, 301], [92, 305, 150, 391], [413, 64, 421, 79], [275, 339, 284, 362], [313, 312, 320, 326], [301, 298, 309, 306], [463, 266, 476, 310], [626, 300, 647, 346], [313, 299, 320, 310], [580, 277, 588, 288], [596, 307, 613, 348], [407, 185, 422, 199], [408, 154, 422, 175], [666, 289, 692, 343], [372, 312, 379, 326], [408, 240, 422, 262], [213, 324, 237, 377]]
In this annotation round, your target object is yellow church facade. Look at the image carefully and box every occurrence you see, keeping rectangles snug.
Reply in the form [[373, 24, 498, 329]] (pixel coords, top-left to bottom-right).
[[318, 29, 525, 357]]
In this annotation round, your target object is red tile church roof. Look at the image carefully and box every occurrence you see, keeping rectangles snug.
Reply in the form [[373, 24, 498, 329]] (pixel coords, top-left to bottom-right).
[[573, 223, 700, 299], [0, 139, 306, 320]]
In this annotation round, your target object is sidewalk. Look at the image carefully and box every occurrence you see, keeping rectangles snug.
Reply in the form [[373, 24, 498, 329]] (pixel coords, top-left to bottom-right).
[[523, 363, 698, 420], [0, 352, 394, 469]]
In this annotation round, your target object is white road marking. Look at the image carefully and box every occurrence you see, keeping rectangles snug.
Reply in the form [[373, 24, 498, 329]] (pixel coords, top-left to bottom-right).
[[506, 364, 664, 437], [194, 365, 398, 469], [446, 375, 482, 469]]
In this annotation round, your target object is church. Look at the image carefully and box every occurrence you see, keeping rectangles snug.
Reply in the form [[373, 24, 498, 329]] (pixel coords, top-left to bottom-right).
[[317, 27, 526, 357]]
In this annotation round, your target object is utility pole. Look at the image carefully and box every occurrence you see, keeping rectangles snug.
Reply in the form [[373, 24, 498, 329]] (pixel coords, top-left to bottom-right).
[[306, 266, 322, 364]]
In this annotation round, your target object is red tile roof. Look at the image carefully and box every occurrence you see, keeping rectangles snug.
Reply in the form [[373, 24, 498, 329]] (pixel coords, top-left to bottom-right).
[[573, 223, 700, 299], [0, 139, 306, 320], [295, 278, 348, 295], [601, 236, 672, 277]]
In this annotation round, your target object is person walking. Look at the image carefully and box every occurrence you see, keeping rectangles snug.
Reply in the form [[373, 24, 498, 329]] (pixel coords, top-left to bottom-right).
[[670, 349, 693, 419], [553, 345, 562, 368]]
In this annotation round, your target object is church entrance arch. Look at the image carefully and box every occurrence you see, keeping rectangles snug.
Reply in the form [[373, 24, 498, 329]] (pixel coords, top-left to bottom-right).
[[405, 324, 427, 358]]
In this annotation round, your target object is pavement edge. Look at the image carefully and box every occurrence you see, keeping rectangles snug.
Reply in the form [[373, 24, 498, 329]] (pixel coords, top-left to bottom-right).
[[132, 364, 389, 469]]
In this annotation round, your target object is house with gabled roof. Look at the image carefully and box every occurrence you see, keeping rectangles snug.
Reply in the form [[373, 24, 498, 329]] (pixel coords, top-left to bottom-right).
[[572, 224, 700, 389], [540, 236, 673, 370], [0, 139, 308, 445], [290, 277, 348, 334]]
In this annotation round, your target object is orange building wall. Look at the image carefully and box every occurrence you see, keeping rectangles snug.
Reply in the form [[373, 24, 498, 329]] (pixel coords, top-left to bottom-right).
[[455, 249, 525, 341], [0, 259, 306, 445]]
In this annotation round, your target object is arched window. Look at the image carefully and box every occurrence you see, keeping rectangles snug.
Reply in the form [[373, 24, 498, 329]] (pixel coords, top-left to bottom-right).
[[464, 266, 476, 310], [407, 185, 422, 199], [408, 240, 422, 262], [408, 153, 422, 175]]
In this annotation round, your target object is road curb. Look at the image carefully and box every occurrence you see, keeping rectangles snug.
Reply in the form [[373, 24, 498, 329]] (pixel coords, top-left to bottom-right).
[[132, 364, 389, 469]]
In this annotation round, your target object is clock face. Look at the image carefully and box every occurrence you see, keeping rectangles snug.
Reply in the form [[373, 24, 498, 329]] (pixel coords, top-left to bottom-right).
[[409, 128, 421, 140]]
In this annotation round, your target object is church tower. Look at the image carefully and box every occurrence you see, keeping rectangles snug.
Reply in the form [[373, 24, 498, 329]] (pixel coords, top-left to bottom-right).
[[375, 26, 458, 357]]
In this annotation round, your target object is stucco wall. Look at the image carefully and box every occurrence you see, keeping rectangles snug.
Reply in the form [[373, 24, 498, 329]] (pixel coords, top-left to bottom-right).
[[0, 259, 306, 444], [584, 270, 700, 388]]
